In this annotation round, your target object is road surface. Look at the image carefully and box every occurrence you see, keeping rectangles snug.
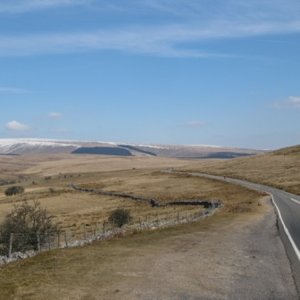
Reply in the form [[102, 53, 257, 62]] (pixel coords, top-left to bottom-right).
[[183, 171, 300, 293]]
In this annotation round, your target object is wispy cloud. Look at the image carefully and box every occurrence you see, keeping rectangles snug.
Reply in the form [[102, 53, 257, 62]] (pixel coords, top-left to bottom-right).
[[48, 112, 63, 119], [5, 120, 30, 131], [184, 120, 205, 128], [138, 0, 300, 21], [1, 19, 300, 58], [274, 96, 300, 109], [0, 0, 87, 13], [1, 1, 300, 57], [286, 96, 300, 108], [0, 86, 29, 94]]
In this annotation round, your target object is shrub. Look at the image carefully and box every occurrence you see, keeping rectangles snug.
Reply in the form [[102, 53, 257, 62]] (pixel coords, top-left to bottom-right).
[[5, 186, 24, 196], [0, 200, 60, 255], [108, 208, 132, 228]]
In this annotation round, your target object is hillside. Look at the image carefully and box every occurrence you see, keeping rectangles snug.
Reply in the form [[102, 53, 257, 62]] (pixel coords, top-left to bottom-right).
[[181, 145, 300, 195], [0, 153, 280, 299], [0, 139, 263, 159], [272, 145, 300, 156]]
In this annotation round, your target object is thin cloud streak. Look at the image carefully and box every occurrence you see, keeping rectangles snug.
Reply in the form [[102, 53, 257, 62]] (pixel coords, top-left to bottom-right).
[[0, 86, 29, 94], [0, 0, 88, 13], [1, 0, 300, 19], [184, 120, 205, 128], [273, 96, 300, 109], [282, 96, 300, 109], [49, 112, 63, 119], [5, 120, 30, 131], [1, 20, 300, 58]]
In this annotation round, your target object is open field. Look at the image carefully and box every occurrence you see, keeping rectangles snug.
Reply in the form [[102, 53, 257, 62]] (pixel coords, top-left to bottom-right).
[[1, 153, 297, 299], [178, 145, 300, 195], [0, 155, 262, 235], [0, 198, 297, 300]]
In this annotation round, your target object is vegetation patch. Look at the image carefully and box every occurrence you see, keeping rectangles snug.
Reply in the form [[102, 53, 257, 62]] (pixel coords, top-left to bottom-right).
[[108, 208, 132, 228], [5, 186, 24, 196], [0, 201, 60, 255]]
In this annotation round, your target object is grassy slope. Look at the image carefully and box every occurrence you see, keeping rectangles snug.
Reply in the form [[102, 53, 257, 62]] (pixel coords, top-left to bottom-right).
[[0, 169, 262, 235], [0, 202, 264, 300], [0, 155, 265, 298], [181, 145, 300, 195]]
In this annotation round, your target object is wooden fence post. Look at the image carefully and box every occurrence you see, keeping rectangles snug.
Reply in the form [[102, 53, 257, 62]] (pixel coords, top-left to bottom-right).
[[94, 223, 97, 237], [48, 234, 51, 250], [57, 232, 60, 248], [8, 233, 14, 258], [64, 231, 68, 248], [82, 224, 87, 240], [37, 233, 41, 252], [103, 221, 106, 234]]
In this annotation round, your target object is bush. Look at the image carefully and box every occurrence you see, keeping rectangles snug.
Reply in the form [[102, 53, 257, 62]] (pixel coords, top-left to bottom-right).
[[5, 186, 24, 196], [108, 208, 132, 228], [0, 200, 60, 255]]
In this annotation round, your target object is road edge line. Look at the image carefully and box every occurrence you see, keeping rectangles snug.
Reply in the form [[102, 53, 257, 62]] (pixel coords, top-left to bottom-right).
[[170, 170, 300, 261], [270, 194, 300, 261], [290, 198, 300, 205]]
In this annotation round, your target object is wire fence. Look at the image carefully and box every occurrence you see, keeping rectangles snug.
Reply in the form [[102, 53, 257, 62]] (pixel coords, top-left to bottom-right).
[[0, 205, 220, 264]]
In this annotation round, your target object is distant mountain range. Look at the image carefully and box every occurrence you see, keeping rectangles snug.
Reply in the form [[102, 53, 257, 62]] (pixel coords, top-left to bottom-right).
[[0, 139, 265, 159]]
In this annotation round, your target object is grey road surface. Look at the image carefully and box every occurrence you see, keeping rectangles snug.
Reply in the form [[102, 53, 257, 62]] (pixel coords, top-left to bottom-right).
[[185, 171, 300, 293]]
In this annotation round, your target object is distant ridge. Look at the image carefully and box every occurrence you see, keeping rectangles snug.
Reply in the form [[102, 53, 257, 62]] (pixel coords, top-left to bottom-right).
[[272, 145, 300, 156], [0, 138, 265, 158]]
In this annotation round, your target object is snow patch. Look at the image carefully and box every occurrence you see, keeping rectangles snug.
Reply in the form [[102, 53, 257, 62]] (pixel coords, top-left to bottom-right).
[[0, 138, 81, 154]]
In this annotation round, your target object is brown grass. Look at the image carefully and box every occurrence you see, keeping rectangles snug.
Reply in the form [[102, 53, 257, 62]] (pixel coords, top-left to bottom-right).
[[0, 154, 269, 299], [0, 167, 262, 236], [0, 208, 267, 300], [179, 146, 300, 195]]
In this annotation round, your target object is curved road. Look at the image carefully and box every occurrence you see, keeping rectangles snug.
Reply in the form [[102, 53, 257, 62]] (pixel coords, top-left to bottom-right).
[[181, 171, 300, 292]]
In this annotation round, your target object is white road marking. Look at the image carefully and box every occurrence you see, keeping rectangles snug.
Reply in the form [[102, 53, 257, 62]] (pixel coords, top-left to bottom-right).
[[271, 195, 300, 261], [174, 171, 300, 262], [290, 198, 300, 205]]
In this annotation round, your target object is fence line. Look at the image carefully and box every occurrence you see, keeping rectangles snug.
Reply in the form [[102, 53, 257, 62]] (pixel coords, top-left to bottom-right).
[[0, 204, 221, 265]]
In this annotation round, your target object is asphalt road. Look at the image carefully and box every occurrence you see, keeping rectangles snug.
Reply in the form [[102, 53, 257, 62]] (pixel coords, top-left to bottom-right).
[[183, 171, 300, 293]]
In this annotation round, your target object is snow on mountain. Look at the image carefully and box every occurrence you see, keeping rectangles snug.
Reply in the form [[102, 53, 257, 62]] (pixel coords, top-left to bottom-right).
[[0, 138, 264, 158], [0, 139, 81, 154]]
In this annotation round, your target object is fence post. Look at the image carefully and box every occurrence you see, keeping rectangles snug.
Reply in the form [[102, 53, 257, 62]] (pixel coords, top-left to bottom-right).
[[82, 224, 86, 240], [8, 233, 14, 258], [37, 233, 41, 252], [48, 234, 51, 250], [93, 223, 97, 237], [64, 231, 68, 248], [103, 221, 106, 234], [57, 232, 60, 248]]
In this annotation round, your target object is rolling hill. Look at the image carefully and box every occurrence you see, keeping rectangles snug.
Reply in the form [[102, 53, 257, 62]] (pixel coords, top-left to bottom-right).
[[0, 138, 263, 159], [181, 144, 300, 194]]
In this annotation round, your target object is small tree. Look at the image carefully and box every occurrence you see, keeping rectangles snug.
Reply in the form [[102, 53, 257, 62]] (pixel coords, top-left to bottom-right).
[[5, 186, 24, 196], [0, 200, 60, 255], [108, 208, 132, 228]]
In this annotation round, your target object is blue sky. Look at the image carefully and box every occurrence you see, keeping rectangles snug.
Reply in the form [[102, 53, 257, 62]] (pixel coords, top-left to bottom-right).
[[1, 0, 300, 149]]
